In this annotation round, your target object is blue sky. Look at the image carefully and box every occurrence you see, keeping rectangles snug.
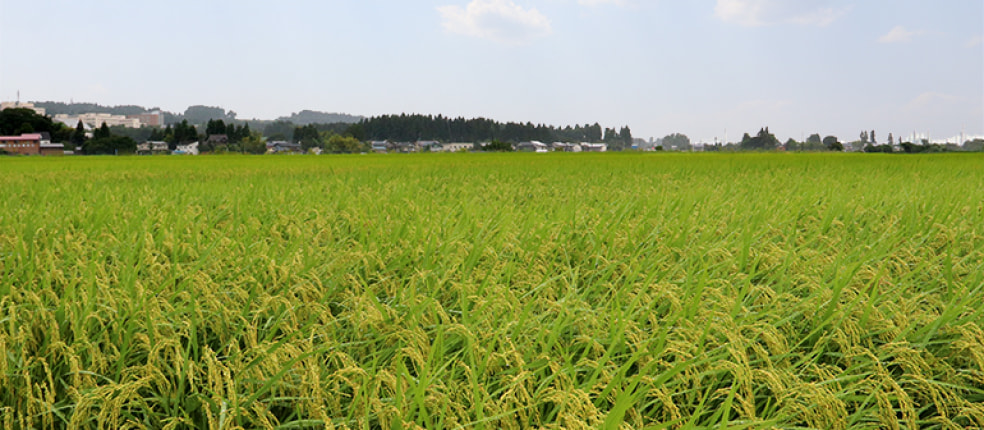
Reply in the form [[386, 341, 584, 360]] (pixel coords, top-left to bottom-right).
[[1, 0, 981, 143]]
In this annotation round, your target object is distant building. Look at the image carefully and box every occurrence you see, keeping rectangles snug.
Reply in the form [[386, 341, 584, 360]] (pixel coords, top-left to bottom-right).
[[266, 141, 302, 154], [552, 142, 581, 152], [0, 101, 45, 116], [53, 113, 141, 129], [434, 142, 474, 152], [39, 143, 65, 156], [137, 141, 169, 154], [370, 141, 390, 153], [0, 133, 42, 155], [580, 143, 607, 152], [126, 111, 164, 127], [206, 134, 229, 145], [174, 142, 199, 155], [516, 141, 549, 152]]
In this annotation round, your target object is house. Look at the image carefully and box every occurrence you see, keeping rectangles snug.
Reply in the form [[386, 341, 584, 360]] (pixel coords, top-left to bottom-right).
[[370, 141, 390, 153], [435, 142, 474, 152], [207, 134, 229, 145], [515, 141, 549, 152], [391, 142, 417, 153], [39, 143, 65, 156], [174, 141, 199, 155], [580, 143, 607, 152], [138, 141, 169, 154], [0, 133, 42, 155], [267, 141, 302, 154], [416, 141, 441, 151], [552, 142, 581, 152]]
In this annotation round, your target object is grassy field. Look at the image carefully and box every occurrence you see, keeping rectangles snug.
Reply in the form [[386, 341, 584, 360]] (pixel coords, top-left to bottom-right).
[[1, 152, 983, 429]]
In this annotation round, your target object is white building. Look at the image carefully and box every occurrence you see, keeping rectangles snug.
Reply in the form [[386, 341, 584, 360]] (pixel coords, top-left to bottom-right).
[[174, 142, 199, 155], [580, 143, 607, 152], [434, 142, 474, 152], [1, 101, 45, 116], [54, 113, 141, 129]]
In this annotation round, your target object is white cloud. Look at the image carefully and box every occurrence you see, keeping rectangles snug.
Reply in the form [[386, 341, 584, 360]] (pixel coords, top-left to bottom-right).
[[577, 0, 628, 6], [966, 35, 983, 48], [715, 0, 849, 27], [438, 0, 552, 45], [905, 92, 962, 111], [878, 26, 923, 43]]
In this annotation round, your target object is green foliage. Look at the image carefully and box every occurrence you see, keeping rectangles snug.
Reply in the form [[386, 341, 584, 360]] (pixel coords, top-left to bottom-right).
[[823, 135, 843, 151], [661, 133, 691, 150], [263, 120, 294, 140], [293, 124, 322, 150], [323, 134, 364, 153], [864, 144, 894, 153], [0, 107, 58, 135], [481, 139, 514, 151], [900, 142, 946, 153], [963, 138, 984, 151], [276, 109, 362, 125], [739, 127, 780, 150], [83, 135, 137, 154], [241, 131, 267, 154], [72, 120, 87, 145], [172, 120, 199, 145], [93, 122, 111, 139], [183, 105, 235, 125]]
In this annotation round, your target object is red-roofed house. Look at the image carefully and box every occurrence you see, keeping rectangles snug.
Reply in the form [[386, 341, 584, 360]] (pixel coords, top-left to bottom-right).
[[0, 133, 42, 155]]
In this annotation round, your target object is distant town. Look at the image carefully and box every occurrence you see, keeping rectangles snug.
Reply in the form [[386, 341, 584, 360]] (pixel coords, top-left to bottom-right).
[[1, 100, 982, 156]]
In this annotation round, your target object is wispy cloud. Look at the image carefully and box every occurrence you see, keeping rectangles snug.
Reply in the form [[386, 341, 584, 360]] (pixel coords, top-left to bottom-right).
[[878, 26, 923, 43], [715, 0, 850, 27], [905, 92, 962, 111], [966, 35, 983, 48], [438, 0, 552, 45], [578, 0, 629, 6]]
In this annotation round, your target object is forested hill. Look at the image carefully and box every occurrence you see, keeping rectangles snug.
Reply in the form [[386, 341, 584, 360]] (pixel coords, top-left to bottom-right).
[[34, 101, 154, 116], [277, 110, 363, 125]]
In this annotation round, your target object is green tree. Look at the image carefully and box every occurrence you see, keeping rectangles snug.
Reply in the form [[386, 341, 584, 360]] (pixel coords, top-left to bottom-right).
[[740, 127, 779, 150], [293, 124, 322, 150], [205, 119, 227, 136], [241, 131, 267, 154], [0, 107, 58, 135], [963, 138, 984, 152], [72, 120, 87, 146], [324, 134, 364, 153], [662, 133, 691, 151], [482, 140, 513, 152], [94, 122, 111, 139]]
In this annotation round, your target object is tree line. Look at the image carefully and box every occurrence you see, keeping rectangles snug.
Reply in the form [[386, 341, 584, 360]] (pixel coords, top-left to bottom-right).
[[357, 114, 634, 150]]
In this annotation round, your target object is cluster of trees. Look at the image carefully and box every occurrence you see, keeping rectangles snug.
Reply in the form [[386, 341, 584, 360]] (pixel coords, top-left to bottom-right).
[[785, 133, 843, 151], [83, 123, 136, 155], [285, 123, 367, 153], [357, 114, 632, 149], [0, 108, 73, 143], [276, 110, 363, 126], [740, 127, 782, 150]]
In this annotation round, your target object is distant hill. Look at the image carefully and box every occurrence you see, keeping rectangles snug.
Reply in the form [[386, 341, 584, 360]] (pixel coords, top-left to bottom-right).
[[33, 101, 163, 117], [277, 110, 363, 125], [32, 102, 363, 127]]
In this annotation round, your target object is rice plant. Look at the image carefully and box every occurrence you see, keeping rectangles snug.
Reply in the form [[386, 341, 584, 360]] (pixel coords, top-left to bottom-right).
[[1, 152, 982, 429]]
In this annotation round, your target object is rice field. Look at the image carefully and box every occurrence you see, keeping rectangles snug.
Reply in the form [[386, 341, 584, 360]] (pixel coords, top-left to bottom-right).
[[1, 152, 983, 429]]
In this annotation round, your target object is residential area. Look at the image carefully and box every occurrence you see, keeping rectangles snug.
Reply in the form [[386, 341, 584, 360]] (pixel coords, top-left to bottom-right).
[[2, 100, 982, 156]]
